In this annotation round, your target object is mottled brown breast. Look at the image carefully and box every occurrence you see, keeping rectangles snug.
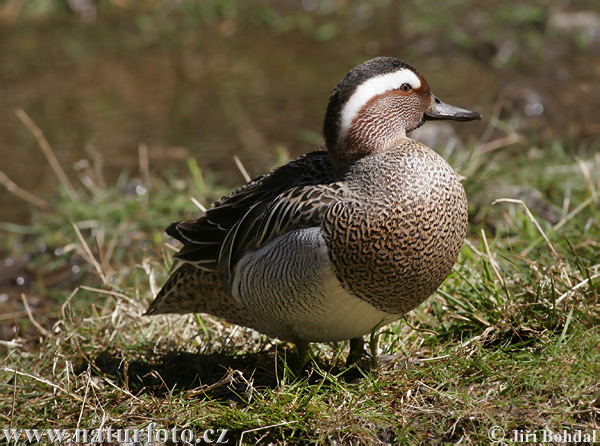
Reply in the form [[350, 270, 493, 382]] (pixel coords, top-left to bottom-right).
[[322, 139, 468, 315]]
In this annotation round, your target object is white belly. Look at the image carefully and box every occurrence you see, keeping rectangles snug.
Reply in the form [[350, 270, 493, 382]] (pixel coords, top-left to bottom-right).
[[231, 227, 401, 342]]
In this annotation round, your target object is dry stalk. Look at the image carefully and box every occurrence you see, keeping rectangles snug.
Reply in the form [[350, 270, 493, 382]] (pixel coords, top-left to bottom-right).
[[71, 222, 108, 285], [463, 238, 485, 258], [554, 272, 600, 307], [76, 366, 92, 429], [1, 367, 86, 403], [20, 293, 51, 337], [0, 171, 49, 209], [476, 133, 525, 154], [480, 229, 506, 288], [239, 420, 299, 446], [73, 159, 103, 196], [139, 142, 150, 189], [576, 156, 598, 203], [101, 375, 141, 402], [79, 285, 138, 307], [94, 234, 106, 276], [403, 316, 438, 336], [191, 197, 207, 212], [0, 311, 28, 321], [103, 232, 119, 271], [141, 258, 158, 297], [85, 142, 106, 189], [554, 196, 594, 231], [16, 108, 79, 201], [233, 154, 251, 182], [561, 180, 572, 220], [492, 198, 559, 258]]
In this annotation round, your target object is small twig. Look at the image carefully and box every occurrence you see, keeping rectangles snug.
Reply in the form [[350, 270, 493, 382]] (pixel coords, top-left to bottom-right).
[[20, 293, 51, 337], [71, 222, 108, 285], [417, 354, 451, 362], [0, 311, 29, 321], [464, 238, 485, 258], [85, 142, 106, 189], [554, 272, 600, 307], [16, 108, 79, 201], [77, 366, 92, 429], [457, 326, 496, 350], [239, 420, 298, 446], [0, 339, 24, 348], [185, 370, 241, 398], [1, 367, 85, 403], [103, 232, 118, 272], [561, 180, 572, 221], [403, 316, 438, 336], [233, 155, 251, 183], [61, 286, 80, 322], [476, 133, 524, 154], [542, 407, 600, 416], [0, 171, 49, 209], [141, 258, 157, 297], [415, 379, 459, 402], [480, 229, 506, 288], [576, 156, 597, 203], [138, 142, 150, 189], [79, 285, 137, 307], [95, 235, 106, 275], [492, 198, 559, 258], [164, 242, 180, 253], [554, 196, 594, 231], [191, 197, 207, 212], [73, 159, 103, 196], [102, 375, 140, 402]]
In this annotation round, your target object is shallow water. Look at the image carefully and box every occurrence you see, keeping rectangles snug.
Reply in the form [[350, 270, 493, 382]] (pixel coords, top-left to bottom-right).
[[1, 1, 599, 223]]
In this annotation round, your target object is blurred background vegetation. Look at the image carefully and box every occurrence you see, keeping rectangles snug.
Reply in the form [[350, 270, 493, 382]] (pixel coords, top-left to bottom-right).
[[1, 0, 599, 224]]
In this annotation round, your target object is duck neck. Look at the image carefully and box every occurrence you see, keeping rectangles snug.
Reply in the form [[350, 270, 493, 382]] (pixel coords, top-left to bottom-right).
[[329, 129, 408, 172]]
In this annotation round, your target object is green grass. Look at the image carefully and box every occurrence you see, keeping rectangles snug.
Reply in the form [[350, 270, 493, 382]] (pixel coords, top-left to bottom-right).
[[1, 133, 599, 444]]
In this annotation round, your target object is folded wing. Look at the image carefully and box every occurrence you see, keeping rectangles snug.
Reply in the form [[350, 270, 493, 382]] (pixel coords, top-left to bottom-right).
[[166, 151, 345, 284]]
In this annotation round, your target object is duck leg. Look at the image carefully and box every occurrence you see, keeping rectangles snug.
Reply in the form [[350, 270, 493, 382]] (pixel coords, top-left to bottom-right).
[[346, 337, 365, 365], [294, 338, 310, 369], [369, 331, 380, 368]]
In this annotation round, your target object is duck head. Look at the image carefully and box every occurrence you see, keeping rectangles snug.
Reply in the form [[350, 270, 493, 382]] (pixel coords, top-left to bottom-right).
[[323, 57, 481, 168]]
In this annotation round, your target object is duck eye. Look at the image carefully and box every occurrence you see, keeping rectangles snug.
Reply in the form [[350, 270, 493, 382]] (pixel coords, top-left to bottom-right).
[[400, 83, 412, 92]]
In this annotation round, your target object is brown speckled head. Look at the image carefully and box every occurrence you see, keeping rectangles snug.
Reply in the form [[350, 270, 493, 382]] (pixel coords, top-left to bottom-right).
[[324, 57, 481, 169]]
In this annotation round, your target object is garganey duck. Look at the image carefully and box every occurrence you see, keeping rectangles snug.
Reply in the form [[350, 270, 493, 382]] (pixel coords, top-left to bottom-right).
[[146, 57, 481, 365]]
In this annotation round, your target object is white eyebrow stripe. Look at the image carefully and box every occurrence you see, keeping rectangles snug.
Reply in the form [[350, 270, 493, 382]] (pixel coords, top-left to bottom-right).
[[339, 68, 421, 139]]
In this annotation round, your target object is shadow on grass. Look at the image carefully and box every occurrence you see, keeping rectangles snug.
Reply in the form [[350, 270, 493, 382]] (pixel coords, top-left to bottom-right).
[[87, 348, 366, 400]]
